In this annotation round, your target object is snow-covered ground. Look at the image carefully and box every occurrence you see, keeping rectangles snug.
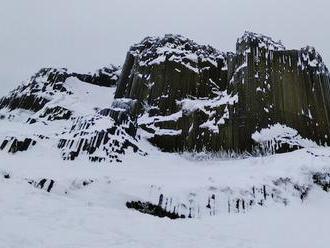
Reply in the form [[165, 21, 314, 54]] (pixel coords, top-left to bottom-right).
[[0, 72, 329, 248], [1, 144, 330, 248]]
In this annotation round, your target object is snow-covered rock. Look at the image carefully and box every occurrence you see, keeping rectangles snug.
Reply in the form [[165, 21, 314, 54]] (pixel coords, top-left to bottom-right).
[[0, 66, 146, 162], [114, 32, 330, 153], [0, 32, 330, 248]]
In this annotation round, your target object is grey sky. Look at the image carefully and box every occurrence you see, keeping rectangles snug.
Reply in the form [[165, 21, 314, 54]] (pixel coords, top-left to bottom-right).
[[0, 0, 329, 94]]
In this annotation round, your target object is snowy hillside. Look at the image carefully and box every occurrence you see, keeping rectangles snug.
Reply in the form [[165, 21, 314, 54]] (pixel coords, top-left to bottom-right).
[[1, 142, 330, 247], [0, 33, 330, 248], [0, 67, 145, 163]]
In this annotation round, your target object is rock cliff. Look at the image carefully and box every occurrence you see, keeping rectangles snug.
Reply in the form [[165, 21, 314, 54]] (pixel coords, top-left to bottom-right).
[[0, 66, 146, 162], [0, 32, 328, 159], [113, 32, 330, 153]]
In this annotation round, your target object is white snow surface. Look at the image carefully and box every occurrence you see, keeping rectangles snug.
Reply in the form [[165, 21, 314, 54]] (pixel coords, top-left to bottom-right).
[[252, 123, 319, 150], [0, 75, 117, 153], [1, 146, 330, 248], [237, 31, 286, 52], [132, 34, 226, 74], [0, 74, 330, 247]]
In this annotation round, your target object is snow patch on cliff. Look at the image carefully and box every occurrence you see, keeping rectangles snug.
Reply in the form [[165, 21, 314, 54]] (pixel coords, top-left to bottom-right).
[[252, 124, 319, 152]]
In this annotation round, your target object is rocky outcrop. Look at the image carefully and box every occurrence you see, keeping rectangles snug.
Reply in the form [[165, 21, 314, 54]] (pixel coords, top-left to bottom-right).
[[0, 32, 328, 159], [26, 178, 96, 193], [113, 32, 330, 153], [58, 110, 146, 163], [113, 34, 234, 152], [231, 32, 330, 153], [0, 65, 147, 162], [312, 172, 330, 191], [73, 66, 121, 88], [0, 66, 120, 114], [125, 171, 325, 219], [27, 178, 55, 193], [0, 137, 37, 153], [126, 200, 185, 219]]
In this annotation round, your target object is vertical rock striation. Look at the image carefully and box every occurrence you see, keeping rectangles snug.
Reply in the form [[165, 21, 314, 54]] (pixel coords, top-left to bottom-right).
[[113, 32, 330, 153]]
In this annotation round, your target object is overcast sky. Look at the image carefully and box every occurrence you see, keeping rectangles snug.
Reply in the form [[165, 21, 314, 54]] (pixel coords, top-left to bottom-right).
[[0, 0, 329, 94]]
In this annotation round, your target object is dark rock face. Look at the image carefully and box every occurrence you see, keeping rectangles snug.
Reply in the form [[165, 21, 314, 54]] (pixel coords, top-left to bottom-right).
[[232, 33, 330, 152], [113, 34, 234, 152], [39, 106, 72, 121], [27, 178, 55, 192], [126, 200, 185, 219], [0, 32, 328, 160], [73, 66, 121, 88], [58, 110, 146, 163], [312, 172, 330, 191], [0, 65, 142, 162], [0, 137, 36, 153], [26, 178, 96, 193], [0, 66, 120, 114], [127, 176, 320, 220], [113, 32, 330, 153]]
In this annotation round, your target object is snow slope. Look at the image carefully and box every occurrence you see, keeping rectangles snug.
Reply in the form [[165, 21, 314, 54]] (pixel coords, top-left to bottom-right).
[[0, 146, 330, 248], [0, 68, 145, 163], [0, 64, 330, 247]]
